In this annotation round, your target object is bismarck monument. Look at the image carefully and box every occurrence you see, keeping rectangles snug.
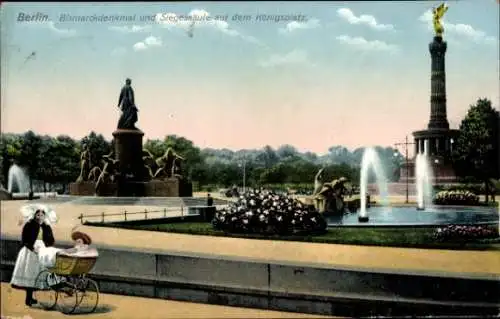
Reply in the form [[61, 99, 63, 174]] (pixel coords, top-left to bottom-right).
[[70, 78, 192, 197], [400, 4, 459, 184]]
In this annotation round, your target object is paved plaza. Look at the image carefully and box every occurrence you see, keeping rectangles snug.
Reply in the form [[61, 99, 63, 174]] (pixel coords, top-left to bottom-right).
[[1, 284, 337, 319], [1, 200, 499, 277]]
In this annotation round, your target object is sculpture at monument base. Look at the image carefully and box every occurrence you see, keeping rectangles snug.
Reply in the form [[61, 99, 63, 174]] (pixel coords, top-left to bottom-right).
[[70, 146, 192, 197], [76, 145, 91, 183]]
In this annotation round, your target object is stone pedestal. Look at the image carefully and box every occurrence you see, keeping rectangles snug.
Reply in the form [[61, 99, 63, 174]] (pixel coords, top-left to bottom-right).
[[69, 182, 95, 196], [399, 155, 458, 184], [112, 129, 144, 182], [69, 181, 119, 196], [0, 188, 12, 200], [143, 178, 193, 197]]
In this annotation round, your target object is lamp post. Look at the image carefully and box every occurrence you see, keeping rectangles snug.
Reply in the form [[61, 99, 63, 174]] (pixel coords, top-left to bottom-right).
[[394, 135, 415, 204]]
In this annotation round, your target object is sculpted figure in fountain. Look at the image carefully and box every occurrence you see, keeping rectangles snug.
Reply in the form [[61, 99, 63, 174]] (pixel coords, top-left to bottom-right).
[[313, 168, 325, 195], [153, 148, 185, 180], [312, 169, 349, 216], [87, 166, 101, 183], [142, 149, 157, 180], [76, 145, 91, 183], [95, 155, 120, 195]]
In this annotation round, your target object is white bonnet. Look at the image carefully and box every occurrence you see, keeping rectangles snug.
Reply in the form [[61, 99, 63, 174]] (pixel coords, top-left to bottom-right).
[[19, 204, 58, 226]]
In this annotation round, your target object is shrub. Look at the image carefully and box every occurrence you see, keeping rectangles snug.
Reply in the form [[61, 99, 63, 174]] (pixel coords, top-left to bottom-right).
[[434, 225, 498, 242], [212, 189, 326, 235], [433, 190, 480, 206], [434, 182, 500, 195]]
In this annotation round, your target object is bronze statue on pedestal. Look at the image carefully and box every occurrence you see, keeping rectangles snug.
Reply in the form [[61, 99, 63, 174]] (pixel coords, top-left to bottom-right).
[[117, 78, 139, 130]]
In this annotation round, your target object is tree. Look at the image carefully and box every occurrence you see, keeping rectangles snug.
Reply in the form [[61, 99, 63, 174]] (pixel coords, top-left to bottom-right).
[[37, 135, 57, 191], [43, 135, 80, 191], [18, 131, 43, 192], [256, 145, 279, 168], [453, 98, 500, 202], [163, 135, 203, 179], [143, 139, 167, 158], [277, 144, 299, 161]]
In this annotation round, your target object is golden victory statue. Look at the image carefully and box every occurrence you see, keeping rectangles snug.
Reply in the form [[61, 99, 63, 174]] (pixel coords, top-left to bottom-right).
[[432, 3, 448, 37]]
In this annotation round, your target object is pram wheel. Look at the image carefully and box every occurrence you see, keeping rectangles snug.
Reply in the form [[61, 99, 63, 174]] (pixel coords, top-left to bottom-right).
[[57, 281, 79, 314], [34, 270, 58, 310], [76, 277, 99, 313]]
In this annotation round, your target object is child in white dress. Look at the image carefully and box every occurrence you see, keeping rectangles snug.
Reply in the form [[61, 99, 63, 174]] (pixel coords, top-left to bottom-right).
[[36, 231, 97, 269]]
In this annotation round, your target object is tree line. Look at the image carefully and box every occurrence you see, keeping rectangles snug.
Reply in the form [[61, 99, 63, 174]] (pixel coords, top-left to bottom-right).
[[0, 98, 498, 196], [0, 132, 400, 193]]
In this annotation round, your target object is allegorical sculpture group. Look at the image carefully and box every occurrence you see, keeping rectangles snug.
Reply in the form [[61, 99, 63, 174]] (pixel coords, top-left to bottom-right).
[[74, 78, 186, 195], [76, 145, 184, 195]]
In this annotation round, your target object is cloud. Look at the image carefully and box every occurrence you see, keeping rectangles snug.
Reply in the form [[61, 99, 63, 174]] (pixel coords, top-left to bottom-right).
[[336, 35, 399, 53], [109, 25, 152, 33], [419, 10, 496, 45], [337, 8, 394, 31], [133, 36, 163, 51], [259, 49, 315, 68], [155, 9, 263, 45], [279, 18, 320, 34]]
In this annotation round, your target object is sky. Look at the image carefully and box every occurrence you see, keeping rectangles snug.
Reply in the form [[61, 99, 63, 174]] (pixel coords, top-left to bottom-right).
[[1, 1, 498, 155]]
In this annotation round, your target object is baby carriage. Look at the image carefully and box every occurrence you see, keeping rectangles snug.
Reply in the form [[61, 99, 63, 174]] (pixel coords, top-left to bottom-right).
[[34, 252, 99, 314]]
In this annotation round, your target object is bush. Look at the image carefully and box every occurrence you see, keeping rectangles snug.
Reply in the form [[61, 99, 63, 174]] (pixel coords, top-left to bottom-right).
[[212, 189, 326, 235], [434, 225, 498, 242], [433, 190, 480, 205], [434, 182, 500, 195]]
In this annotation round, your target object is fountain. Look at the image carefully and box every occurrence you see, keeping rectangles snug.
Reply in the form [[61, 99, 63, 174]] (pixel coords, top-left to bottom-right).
[[326, 144, 497, 228], [415, 143, 434, 210], [7, 164, 30, 194], [359, 148, 390, 222]]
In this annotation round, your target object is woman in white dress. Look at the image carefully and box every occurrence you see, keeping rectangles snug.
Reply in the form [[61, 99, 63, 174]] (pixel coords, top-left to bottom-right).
[[10, 205, 57, 306]]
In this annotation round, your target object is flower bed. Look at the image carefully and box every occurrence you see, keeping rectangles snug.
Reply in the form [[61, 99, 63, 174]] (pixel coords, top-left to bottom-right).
[[434, 225, 498, 242], [212, 190, 327, 235], [433, 190, 480, 206]]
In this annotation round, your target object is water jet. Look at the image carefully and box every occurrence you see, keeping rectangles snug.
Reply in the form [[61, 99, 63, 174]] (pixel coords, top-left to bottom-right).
[[359, 148, 390, 222], [7, 164, 29, 194], [415, 141, 433, 211]]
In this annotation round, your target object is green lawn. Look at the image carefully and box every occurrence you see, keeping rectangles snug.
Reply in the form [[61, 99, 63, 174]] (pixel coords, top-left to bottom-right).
[[88, 221, 500, 251]]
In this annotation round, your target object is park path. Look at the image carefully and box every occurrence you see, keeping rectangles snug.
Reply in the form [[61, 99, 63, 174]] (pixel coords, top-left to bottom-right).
[[1, 283, 338, 319], [1, 200, 499, 277]]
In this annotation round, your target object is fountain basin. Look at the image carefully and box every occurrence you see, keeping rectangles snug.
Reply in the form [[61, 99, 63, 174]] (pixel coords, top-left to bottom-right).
[[326, 206, 498, 227]]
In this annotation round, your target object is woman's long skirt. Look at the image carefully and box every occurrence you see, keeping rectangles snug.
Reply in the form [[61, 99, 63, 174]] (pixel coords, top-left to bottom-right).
[[10, 240, 44, 289]]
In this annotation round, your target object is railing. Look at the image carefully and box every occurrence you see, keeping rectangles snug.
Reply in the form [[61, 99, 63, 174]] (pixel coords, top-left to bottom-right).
[[77, 205, 225, 224]]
